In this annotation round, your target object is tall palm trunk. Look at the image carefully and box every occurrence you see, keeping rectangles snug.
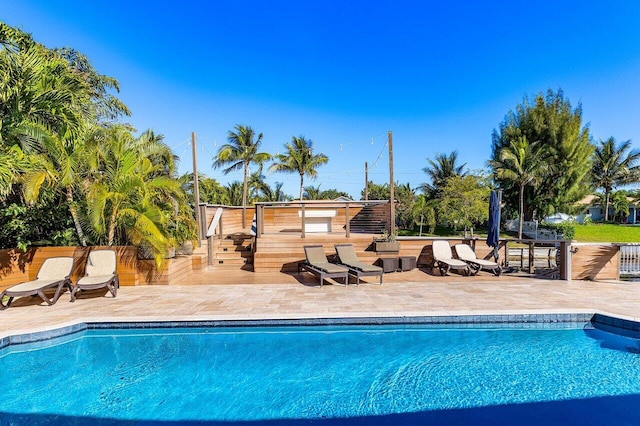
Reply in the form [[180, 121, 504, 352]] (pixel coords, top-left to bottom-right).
[[66, 186, 86, 246], [242, 162, 248, 229], [108, 208, 118, 246], [604, 189, 611, 222], [518, 182, 525, 240], [299, 173, 304, 201]]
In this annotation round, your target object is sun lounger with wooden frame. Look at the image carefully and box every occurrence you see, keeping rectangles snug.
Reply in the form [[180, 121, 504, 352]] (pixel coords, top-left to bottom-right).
[[432, 240, 470, 276], [334, 243, 383, 285], [454, 243, 501, 276], [298, 245, 349, 287], [70, 250, 119, 301], [0, 257, 74, 310]]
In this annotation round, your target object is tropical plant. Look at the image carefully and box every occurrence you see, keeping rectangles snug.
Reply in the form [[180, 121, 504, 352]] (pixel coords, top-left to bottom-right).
[[20, 131, 90, 245], [258, 181, 291, 202], [591, 137, 640, 221], [269, 136, 328, 201], [610, 190, 631, 222], [317, 188, 350, 200], [225, 181, 244, 207], [303, 185, 322, 200], [361, 182, 389, 200], [180, 173, 230, 206], [490, 135, 546, 239], [84, 125, 190, 266], [411, 194, 435, 236], [422, 151, 467, 199], [212, 125, 271, 227], [436, 175, 490, 234], [490, 89, 593, 219]]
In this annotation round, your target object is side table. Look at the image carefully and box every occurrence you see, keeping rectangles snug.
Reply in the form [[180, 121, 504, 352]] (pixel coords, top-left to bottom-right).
[[399, 256, 417, 271], [377, 257, 399, 273]]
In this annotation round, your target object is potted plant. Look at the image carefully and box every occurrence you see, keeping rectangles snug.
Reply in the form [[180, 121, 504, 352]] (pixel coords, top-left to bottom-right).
[[374, 231, 400, 253]]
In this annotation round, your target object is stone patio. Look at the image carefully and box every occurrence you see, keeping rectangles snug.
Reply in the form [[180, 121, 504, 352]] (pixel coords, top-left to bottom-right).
[[1, 267, 639, 340]]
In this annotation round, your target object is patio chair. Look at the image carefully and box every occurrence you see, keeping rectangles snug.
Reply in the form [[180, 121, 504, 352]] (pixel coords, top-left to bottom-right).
[[454, 244, 502, 276], [432, 240, 470, 276], [298, 245, 349, 287], [70, 250, 119, 301], [0, 257, 74, 310], [334, 244, 383, 285]]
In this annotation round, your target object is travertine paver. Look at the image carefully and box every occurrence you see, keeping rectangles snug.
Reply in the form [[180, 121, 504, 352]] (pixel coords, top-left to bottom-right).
[[1, 268, 639, 339]]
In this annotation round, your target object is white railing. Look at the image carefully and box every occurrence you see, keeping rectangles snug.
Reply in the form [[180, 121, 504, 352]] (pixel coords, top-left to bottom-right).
[[620, 244, 640, 278]]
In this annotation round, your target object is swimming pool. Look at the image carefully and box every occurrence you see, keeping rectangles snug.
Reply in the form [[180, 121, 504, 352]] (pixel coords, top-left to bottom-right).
[[1, 318, 640, 424]]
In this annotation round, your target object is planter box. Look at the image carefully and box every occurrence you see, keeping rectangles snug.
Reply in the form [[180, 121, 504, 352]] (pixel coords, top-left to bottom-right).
[[374, 241, 400, 253]]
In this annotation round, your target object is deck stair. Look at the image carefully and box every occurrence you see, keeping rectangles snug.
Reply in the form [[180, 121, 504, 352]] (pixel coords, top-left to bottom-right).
[[348, 204, 388, 234], [254, 233, 380, 272], [212, 234, 254, 271]]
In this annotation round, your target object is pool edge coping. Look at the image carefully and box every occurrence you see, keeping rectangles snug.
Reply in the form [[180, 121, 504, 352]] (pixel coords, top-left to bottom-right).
[[3, 312, 640, 351]]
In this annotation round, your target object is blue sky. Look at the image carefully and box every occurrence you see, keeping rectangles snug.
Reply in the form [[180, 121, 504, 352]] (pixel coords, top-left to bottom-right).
[[4, 1, 640, 198]]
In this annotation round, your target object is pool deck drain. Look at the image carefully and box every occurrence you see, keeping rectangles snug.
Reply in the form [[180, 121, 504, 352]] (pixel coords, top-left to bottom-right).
[[2, 270, 640, 340]]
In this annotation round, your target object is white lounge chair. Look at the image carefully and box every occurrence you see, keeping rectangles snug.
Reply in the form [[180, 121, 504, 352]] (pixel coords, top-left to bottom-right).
[[432, 240, 470, 276], [0, 257, 74, 310], [70, 250, 119, 301], [454, 244, 501, 276], [335, 244, 383, 285]]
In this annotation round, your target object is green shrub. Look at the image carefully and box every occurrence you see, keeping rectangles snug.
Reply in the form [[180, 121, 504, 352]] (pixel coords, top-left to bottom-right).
[[539, 221, 576, 240]]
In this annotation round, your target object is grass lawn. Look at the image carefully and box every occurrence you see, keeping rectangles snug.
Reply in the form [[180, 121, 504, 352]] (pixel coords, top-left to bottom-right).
[[574, 223, 640, 243], [399, 223, 640, 243]]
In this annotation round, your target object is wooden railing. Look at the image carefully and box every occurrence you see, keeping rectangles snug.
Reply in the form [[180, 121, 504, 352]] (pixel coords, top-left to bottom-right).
[[253, 200, 391, 238]]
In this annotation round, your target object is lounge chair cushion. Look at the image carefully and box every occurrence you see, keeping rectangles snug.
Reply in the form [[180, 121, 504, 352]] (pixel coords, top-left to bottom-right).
[[432, 241, 468, 269], [35, 257, 75, 280], [335, 244, 382, 272], [77, 275, 117, 286], [5, 279, 61, 293], [85, 250, 117, 276], [455, 244, 499, 267]]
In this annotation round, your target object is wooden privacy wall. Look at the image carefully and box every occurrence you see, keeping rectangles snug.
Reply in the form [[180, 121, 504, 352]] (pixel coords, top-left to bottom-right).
[[259, 206, 364, 234], [203, 205, 255, 236], [0, 246, 205, 291], [571, 243, 619, 280]]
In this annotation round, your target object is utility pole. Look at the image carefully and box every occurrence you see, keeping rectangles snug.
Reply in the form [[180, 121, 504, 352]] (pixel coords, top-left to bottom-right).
[[388, 131, 395, 235], [192, 132, 201, 244], [364, 161, 369, 201]]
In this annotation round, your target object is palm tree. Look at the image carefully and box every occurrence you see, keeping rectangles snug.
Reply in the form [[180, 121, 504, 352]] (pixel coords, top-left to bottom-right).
[[269, 136, 328, 201], [20, 132, 89, 245], [411, 194, 435, 236], [591, 137, 640, 221], [491, 136, 545, 239], [303, 185, 322, 200], [84, 125, 187, 266], [212, 125, 271, 228], [225, 181, 244, 207], [258, 181, 290, 202], [422, 151, 467, 198]]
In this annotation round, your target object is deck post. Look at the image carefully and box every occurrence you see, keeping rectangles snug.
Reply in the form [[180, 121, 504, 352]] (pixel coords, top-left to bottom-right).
[[208, 235, 214, 266], [528, 241, 535, 274], [301, 203, 306, 239], [345, 203, 350, 238], [258, 204, 264, 237], [559, 240, 571, 281]]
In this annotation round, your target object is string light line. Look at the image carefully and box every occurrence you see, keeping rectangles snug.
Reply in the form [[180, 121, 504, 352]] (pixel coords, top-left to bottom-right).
[[335, 133, 386, 152]]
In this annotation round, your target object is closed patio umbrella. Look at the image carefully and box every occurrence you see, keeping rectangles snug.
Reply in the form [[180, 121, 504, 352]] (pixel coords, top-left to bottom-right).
[[486, 190, 502, 262]]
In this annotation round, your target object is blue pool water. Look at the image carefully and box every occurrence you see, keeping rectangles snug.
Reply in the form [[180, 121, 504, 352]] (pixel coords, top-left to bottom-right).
[[2, 323, 640, 424]]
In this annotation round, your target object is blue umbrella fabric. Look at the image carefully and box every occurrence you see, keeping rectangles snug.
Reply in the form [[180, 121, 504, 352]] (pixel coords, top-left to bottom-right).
[[486, 190, 501, 261]]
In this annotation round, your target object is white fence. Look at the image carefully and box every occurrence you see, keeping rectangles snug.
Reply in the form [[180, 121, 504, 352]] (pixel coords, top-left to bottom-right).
[[504, 220, 557, 240], [620, 245, 640, 278]]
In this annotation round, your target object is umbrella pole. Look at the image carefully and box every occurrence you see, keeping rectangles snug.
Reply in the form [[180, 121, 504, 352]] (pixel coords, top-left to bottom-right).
[[495, 190, 503, 264]]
